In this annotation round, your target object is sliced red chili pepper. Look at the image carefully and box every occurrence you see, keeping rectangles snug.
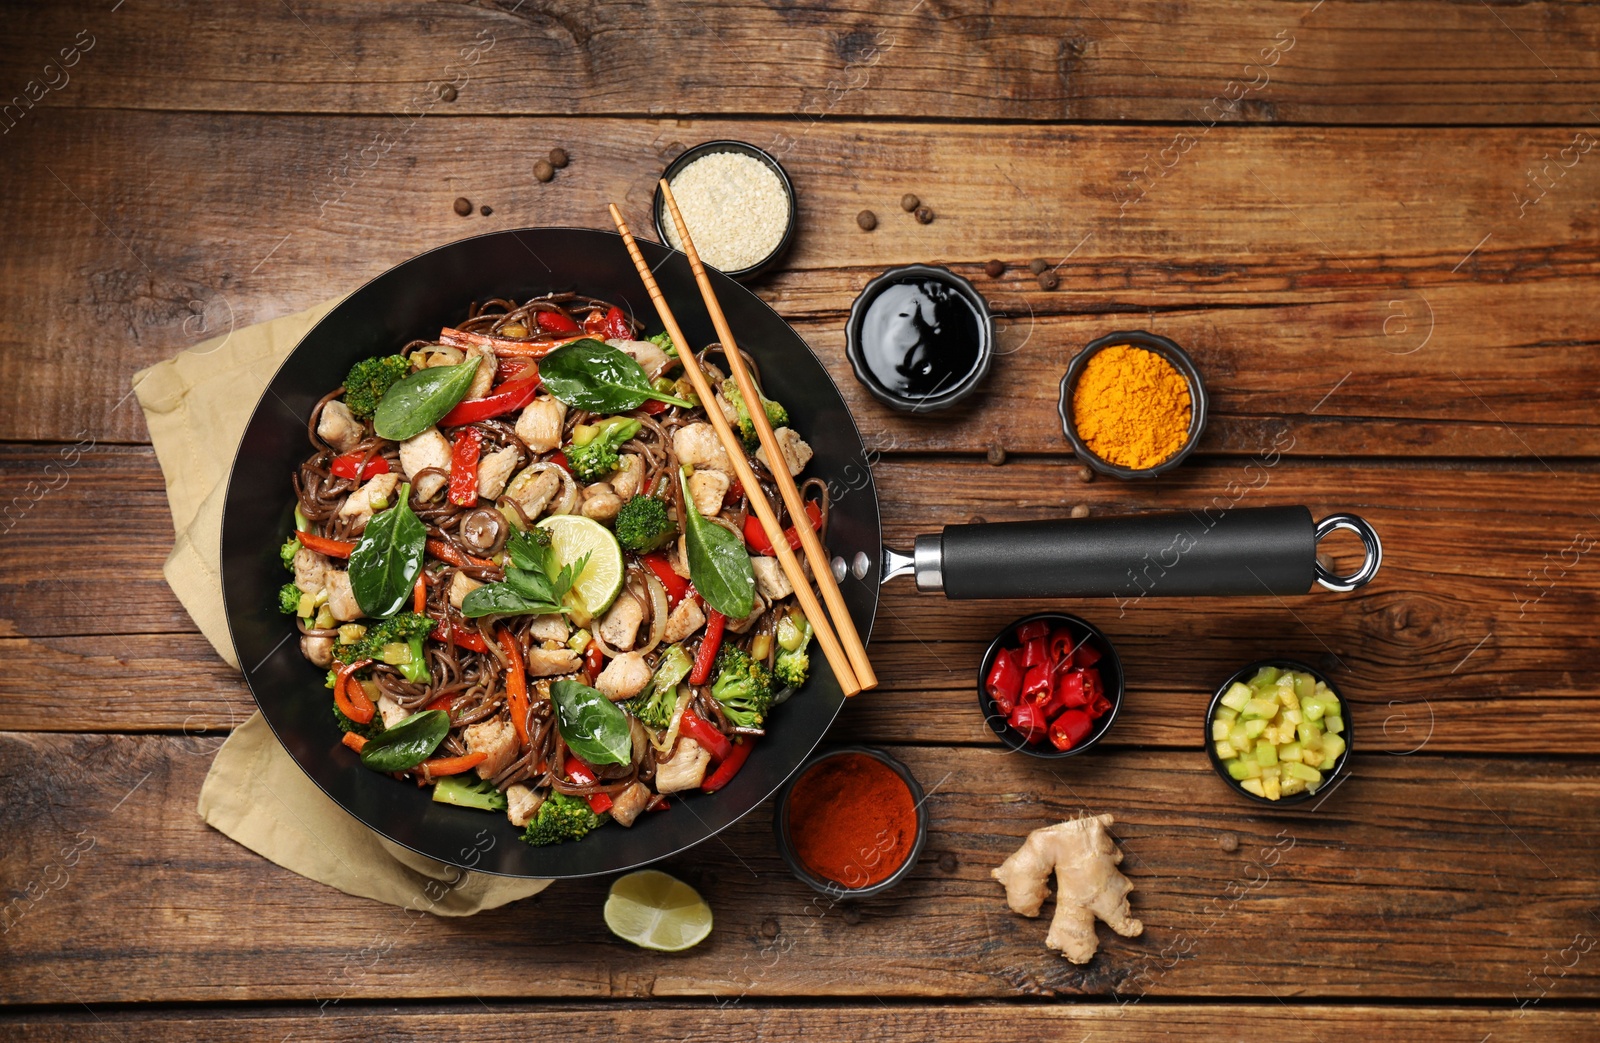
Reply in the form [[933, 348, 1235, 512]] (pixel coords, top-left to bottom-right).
[[689, 609, 726, 686], [1015, 620, 1051, 644], [985, 648, 1023, 714], [1020, 664, 1052, 703], [1048, 709, 1093, 752], [497, 627, 530, 747], [1088, 693, 1114, 719], [1049, 627, 1076, 667], [297, 531, 356, 558], [641, 552, 689, 608], [447, 428, 482, 507], [1082, 667, 1104, 704], [1075, 639, 1103, 667], [329, 451, 390, 482], [702, 738, 755, 792], [334, 659, 376, 725], [679, 707, 733, 762], [1007, 701, 1048, 744], [535, 309, 580, 334], [1055, 670, 1089, 709], [743, 500, 823, 556], [426, 538, 494, 569], [1022, 636, 1049, 670], [421, 750, 487, 777], [438, 374, 541, 428]]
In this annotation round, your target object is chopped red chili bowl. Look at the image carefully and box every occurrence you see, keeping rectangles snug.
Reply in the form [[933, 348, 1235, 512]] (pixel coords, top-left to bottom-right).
[[984, 619, 1115, 752]]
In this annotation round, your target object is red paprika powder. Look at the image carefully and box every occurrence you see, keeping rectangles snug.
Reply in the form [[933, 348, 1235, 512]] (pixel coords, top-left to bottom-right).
[[785, 752, 918, 888]]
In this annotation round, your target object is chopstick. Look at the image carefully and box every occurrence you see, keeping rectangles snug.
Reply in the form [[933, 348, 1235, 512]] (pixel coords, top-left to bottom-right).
[[655, 182, 879, 693], [607, 203, 863, 698]]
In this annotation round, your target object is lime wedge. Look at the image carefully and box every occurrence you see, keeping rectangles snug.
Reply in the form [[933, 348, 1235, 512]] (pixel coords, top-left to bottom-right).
[[537, 514, 625, 616], [604, 870, 714, 952]]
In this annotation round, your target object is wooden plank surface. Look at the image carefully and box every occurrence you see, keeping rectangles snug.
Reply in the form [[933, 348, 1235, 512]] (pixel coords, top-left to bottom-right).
[[3, 0, 1597, 123], [2, 734, 1596, 1004], [2, 1005, 1594, 1043], [4, 114, 1599, 450]]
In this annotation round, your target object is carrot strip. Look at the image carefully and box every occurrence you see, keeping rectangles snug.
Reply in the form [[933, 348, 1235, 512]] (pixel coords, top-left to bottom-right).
[[413, 572, 427, 614], [426, 538, 494, 569], [298, 531, 356, 558], [497, 627, 530, 747], [439, 328, 587, 357], [341, 731, 368, 752], [420, 750, 487, 777]]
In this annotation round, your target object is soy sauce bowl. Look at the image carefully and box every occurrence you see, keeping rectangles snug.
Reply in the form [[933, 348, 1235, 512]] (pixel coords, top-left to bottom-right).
[[844, 264, 994, 412], [1205, 659, 1354, 807], [652, 140, 796, 282], [975, 613, 1124, 760], [1058, 330, 1208, 479]]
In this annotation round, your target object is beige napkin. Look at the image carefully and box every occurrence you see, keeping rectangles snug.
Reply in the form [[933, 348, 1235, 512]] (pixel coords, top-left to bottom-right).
[[132, 299, 550, 913]]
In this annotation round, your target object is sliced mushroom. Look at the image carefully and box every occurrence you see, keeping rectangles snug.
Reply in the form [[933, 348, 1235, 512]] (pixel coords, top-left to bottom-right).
[[581, 482, 623, 523], [459, 506, 507, 556]]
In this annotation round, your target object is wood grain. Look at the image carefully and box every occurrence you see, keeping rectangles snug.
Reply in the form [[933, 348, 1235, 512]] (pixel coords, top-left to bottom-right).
[[4, 0, 1598, 123], [2, 734, 1596, 1004], [1, 1005, 1593, 1042], [3, 114, 1598, 449]]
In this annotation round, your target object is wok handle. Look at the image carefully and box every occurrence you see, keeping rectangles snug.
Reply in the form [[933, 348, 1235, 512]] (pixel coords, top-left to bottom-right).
[[916, 506, 1380, 600]]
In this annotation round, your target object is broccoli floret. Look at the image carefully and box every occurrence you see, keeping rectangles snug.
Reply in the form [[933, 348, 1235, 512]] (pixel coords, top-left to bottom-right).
[[521, 791, 607, 846], [339, 611, 436, 683], [775, 648, 810, 688], [719, 378, 788, 450], [281, 536, 301, 570], [278, 583, 303, 615], [648, 331, 679, 358], [627, 644, 693, 729], [342, 355, 411, 418], [711, 645, 775, 729], [333, 703, 386, 740], [565, 416, 641, 483], [614, 494, 675, 553], [433, 775, 508, 812], [774, 612, 814, 689]]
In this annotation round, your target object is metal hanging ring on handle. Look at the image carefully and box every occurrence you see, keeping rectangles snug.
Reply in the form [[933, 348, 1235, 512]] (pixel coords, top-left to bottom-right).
[[1313, 513, 1383, 592]]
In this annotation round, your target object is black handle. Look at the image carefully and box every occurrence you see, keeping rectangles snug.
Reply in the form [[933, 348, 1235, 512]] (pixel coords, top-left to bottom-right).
[[937, 506, 1316, 600]]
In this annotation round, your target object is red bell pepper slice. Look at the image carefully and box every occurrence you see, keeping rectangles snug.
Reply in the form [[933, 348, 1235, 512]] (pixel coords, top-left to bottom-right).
[[329, 451, 390, 481], [424, 692, 456, 714], [421, 750, 488, 777], [562, 756, 614, 814], [743, 500, 824, 556], [678, 707, 733, 762], [1007, 701, 1048, 744], [689, 609, 726, 685], [439, 374, 542, 428], [497, 627, 530, 747], [447, 428, 482, 507], [549, 450, 571, 474], [536, 309, 580, 334], [641, 552, 689, 608], [585, 305, 632, 340], [297, 531, 356, 558], [432, 618, 490, 653], [985, 648, 1023, 714], [1048, 709, 1093, 751], [333, 659, 376, 725], [638, 398, 670, 415], [583, 641, 604, 680], [1015, 620, 1050, 644], [702, 738, 755, 792]]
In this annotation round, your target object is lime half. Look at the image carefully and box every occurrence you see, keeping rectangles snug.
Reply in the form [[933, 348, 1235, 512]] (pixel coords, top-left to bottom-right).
[[604, 870, 714, 952], [536, 514, 624, 616]]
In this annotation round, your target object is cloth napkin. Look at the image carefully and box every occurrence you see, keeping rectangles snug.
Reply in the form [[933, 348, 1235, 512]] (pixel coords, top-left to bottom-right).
[[132, 298, 551, 914]]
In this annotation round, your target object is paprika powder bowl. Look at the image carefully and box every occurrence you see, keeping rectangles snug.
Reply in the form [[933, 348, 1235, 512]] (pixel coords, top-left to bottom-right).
[[773, 746, 929, 899], [1057, 330, 1207, 479], [976, 612, 1125, 760]]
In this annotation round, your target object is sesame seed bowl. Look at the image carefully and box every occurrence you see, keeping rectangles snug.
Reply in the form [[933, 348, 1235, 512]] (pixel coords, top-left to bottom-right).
[[653, 140, 797, 282]]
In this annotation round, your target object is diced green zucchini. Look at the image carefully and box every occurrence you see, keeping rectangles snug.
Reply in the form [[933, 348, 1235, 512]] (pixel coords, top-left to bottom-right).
[[1255, 742, 1278, 767], [1297, 722, 1323, 745], [1223, 757, 1251, 780], [1319, 734, 1346, 769], [1215, 740, 1238, 760], [1250, 666, 1281, 687], [1240, 778, 1267, 797], [1301, 696, 1327, 721], [1325, 714, 1345, 735], [1263, 775, 1282, 800], [1243, 718, 1268, 739], [1212, 720, 1232, 742], [1284, 761, 1323, 784], [1229, 724, 1249, 749], [1278, 742, 1303, 763], [1243, 698, 1280, 720], [1281, 775, 1307, 796], [1214, 706, 1239, 725], [1283, 708, 1303, 726], [1220, 682, 1253, 711], [1294, 671, 1316, 701]]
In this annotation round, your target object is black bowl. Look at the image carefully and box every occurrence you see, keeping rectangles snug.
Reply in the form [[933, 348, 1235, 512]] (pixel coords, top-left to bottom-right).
[[975, 613, 1124, 759], [652, 140, 796, 281], [844, 264, 995, 412], [1057, 330, 1207, 478], [1205, 659, 1354, 807], [773, 746, 929, 900], [220, 227, 880, 878]]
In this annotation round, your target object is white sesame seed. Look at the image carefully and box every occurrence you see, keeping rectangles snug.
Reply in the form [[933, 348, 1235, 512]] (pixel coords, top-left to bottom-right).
[[663, 151, 790, 273]]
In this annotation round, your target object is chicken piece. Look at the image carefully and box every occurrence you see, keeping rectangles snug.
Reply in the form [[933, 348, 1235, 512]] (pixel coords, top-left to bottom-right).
[[324, 570, 364, 622], [654, 737, 712, 794], [609, 781, 653, 828], [515, 395, 567, 453], [724, 592, 768, 634], [608, 337, 673, 380], [687, 468, 730, 518], [597, 592, 645, 651], [400, 426, 453, 502], [464, 717, 520, 780], [293, 546, 331, 595], [581, 481, 623, 523], [505, 465, 560, 519], [672, 422, 732, 474], [336, 472, 399, 535], [506, 783, 544, 828], [376, 694, 409, 730], [476, 446, 522, 500], [463, 343, 494, 399], [594, 651, 653, 701], [661, 597, 706, 644], [610, 453, 646, 500], [448, 572, 483, 609], [316, 400, 364, 452], [526, 647, 582, 677], [300, 634, 335, 668], [527, 614, 570, 644], [751, 555, 794, 601], [755, 426, 813, 477]]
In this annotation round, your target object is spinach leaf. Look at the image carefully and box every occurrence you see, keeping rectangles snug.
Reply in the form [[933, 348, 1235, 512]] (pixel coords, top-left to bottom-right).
[[679, 469, 755, 620], [373, 358, 480, 440], [459, 527, 587, 619], [359, 709, 450, 772], [459, 582, 561, 618], [551, 679, 633, 767], [348, 482, 427, 617], [539, 339, 694, 412]]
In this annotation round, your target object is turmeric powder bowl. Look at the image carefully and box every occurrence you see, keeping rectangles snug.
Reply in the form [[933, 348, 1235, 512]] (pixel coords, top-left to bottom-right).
[[1057, 331, 1207, 479]]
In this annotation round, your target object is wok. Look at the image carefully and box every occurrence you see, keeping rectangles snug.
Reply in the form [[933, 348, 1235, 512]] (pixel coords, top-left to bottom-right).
[[221, 228, 1381, 879]]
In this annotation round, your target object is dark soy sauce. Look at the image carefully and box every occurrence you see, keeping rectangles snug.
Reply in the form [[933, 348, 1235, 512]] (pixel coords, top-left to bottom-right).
[[857, 279, 983, 400]]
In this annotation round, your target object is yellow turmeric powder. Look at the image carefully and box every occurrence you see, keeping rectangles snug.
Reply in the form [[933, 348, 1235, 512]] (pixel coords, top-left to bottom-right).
[[1070, 345, 1192, 470]]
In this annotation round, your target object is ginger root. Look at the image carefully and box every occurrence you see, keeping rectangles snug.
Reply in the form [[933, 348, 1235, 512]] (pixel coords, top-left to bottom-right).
[[992, 814, 1143, 963]]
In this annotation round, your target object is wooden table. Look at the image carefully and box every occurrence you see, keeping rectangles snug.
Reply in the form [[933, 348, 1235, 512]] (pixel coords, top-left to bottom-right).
[[4, 2, 1599, 1038]]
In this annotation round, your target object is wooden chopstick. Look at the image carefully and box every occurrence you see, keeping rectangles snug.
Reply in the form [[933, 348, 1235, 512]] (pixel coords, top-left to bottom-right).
[[655, 181, 879, 693], [608, 204, 863, 698]]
